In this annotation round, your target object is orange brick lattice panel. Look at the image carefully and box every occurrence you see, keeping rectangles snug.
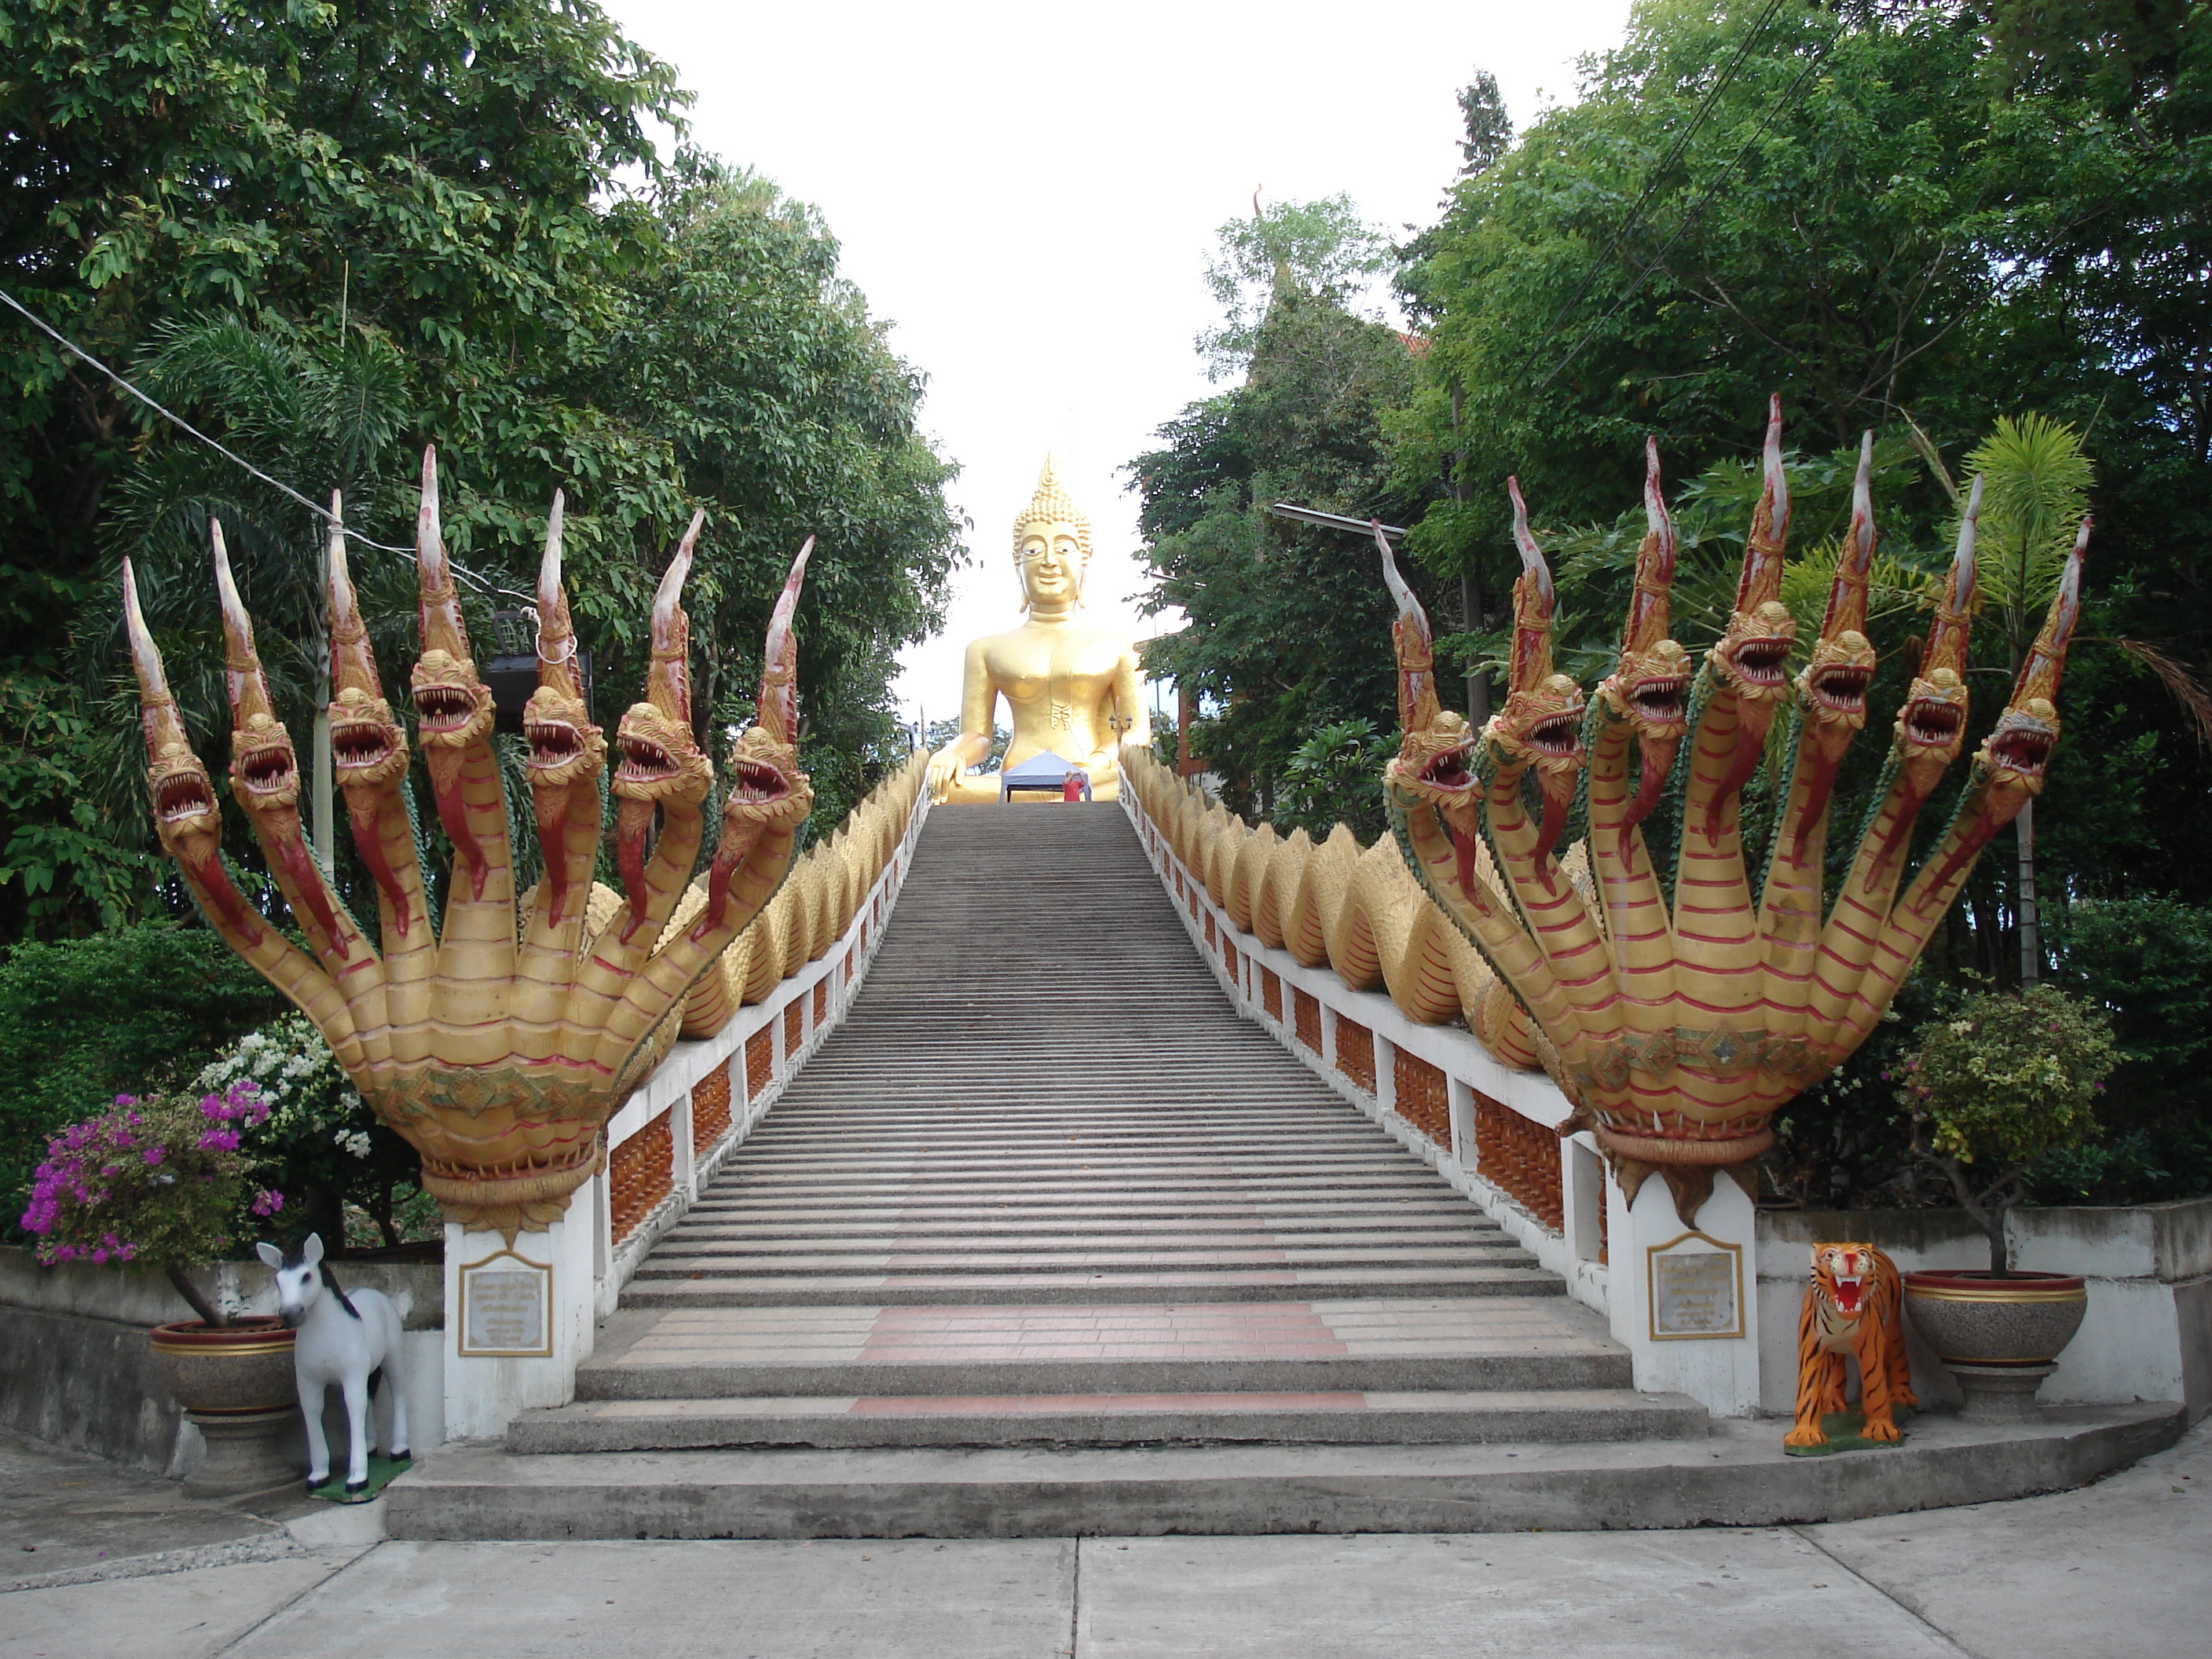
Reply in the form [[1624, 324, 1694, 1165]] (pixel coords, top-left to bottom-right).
[[1261, 968, 1283, 1022], [609, 1108, 673, 1243], [745, 1026, 774, 1101], [1203, 912, 1217, 948], [1294, 990, 1322, 1054], [1393, 1049, 1449, 1148], [690, 1061, 733, 1151], [844, 951, 854, 983], [1474, 1090, 1565, 1232], [783, 1000, 804, 1055], [1596, 1178, 1609, 1265], [1336, 1019, 1376, 1093], [815, 982, 828, 1024]]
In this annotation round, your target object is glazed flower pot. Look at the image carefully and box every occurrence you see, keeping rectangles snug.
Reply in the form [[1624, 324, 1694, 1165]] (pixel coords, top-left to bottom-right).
[[1901, 1269, 2087, 1424], [148, 1317, 300, 1497]]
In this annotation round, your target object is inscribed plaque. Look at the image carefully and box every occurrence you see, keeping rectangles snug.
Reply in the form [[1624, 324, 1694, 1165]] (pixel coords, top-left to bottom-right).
[[458, 1251, 553, 1357], [1646, 1231, 1745, 1341]]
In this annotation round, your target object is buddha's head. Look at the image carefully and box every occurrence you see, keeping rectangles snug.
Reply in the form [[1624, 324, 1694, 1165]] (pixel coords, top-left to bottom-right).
[[1013, 455, 1091, 613]]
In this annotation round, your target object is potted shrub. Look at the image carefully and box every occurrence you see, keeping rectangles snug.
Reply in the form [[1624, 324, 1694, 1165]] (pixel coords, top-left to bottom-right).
[[20, 1081, 298, 1492], [1895, 983, 2119, 1422]]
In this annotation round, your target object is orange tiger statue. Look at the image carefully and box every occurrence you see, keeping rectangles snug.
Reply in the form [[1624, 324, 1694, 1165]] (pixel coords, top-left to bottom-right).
[[1785, 1242, 1916, 1448]]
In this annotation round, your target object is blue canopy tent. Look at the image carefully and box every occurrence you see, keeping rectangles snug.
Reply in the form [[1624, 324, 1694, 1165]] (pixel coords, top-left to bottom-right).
[[996, 751, 1092, 803]]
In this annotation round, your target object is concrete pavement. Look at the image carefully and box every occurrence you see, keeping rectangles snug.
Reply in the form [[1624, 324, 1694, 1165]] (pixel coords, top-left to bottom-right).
[[3, 1417, 2203, 1659]]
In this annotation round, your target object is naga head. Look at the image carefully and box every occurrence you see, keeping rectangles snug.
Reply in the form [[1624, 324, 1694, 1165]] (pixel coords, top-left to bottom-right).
[[408, 448, 496, 752], [1376, 523, 1480, 838], [212, 521, 302, 816], [1796, 432, 1880, 735], [1709, 396, 1798, 708], [123, 558, 224, 870], [325, 500, 408, 790], [1596, 440, 1690, 832], [723, 535, 817, 840], [521, 492, 606, 792], [1489, 478, 1585, 778], [612, 511, 714, 811], [1897, 476, 1982, 768], [1979, 516, 2088, 796]]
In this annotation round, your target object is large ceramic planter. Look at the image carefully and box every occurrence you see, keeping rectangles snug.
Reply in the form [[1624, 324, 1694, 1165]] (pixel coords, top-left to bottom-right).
[[148, 1318, 299, 1497], [1902, 1269, 2087, 1424]]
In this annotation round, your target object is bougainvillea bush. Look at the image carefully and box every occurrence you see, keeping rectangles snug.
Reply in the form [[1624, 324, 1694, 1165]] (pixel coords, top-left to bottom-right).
[[1898, 983, 2119, 1274], [19, 1082, 274, 1325]]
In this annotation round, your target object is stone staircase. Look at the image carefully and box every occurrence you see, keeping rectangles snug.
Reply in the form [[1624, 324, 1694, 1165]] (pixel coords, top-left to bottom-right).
[[388, 804, 1712, 1537]]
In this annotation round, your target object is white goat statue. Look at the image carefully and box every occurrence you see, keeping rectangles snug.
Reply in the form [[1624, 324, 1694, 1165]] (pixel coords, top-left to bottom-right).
[[256, 1232, 411, 1494]]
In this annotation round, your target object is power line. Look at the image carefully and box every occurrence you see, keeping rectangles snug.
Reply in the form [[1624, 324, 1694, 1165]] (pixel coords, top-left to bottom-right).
[[0, 283, 527, 602], [1533, 25, 1839, 393], [1510, 0, 1793, 379]]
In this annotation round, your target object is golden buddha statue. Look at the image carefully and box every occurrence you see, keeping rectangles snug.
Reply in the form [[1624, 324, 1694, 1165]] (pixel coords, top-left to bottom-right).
[[926, 457, 1151, 804]]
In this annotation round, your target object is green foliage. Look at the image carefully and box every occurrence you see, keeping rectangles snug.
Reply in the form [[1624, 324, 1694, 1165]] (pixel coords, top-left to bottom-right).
[[196, 1015, 426, 1249], [2046, 895, 2212, 1133], [0, 0, 961, 945], [1274, 719, 1396, 846], [1198, 196, 1393, 379], [1135, 269, 1440, 819], [0, 674, 155, 934], [1898, 983, 2119, 1269], [1899, 983, 2115, 1166], [0, 923, 283, 1231]]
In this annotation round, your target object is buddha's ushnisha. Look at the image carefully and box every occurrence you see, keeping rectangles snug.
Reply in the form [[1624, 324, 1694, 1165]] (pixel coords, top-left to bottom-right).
[[926, 456, 1150, 803]]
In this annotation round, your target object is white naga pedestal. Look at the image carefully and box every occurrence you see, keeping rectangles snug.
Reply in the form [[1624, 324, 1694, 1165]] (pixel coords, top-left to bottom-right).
[[1607, 1172, 1763, 1416], [441, 1184, 602, 1442]]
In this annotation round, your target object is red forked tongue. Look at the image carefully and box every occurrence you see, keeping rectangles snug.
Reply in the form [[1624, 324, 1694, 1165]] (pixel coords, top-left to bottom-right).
[[188, 853, 266, 947], [615, 797, 654, 943], [348, 799, 412, 938], [536, 793, 573, 927], [275, 831, 349, 959], [1452, 824, 1479, 903], [1789, 752, 1844, 862], [1533, 783, 1569, 878], [427, 753, 489, 899], [691, 822, 766, 943]]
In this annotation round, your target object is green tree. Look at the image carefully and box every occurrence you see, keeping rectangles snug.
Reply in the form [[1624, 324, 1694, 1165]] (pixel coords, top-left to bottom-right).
[[1197, 194, 1392, 380], [0, 1, 961, 937]]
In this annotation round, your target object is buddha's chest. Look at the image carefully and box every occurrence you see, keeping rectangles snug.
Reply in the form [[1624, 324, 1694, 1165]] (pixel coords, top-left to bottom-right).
[[986, 632, 1123, 706]]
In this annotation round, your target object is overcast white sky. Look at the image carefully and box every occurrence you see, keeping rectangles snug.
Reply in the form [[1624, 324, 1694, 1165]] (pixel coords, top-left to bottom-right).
[[605, 0, 1636, 729]]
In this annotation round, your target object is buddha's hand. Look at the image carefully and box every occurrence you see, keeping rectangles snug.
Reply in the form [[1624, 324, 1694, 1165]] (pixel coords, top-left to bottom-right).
[[925, 744, 963, 800]]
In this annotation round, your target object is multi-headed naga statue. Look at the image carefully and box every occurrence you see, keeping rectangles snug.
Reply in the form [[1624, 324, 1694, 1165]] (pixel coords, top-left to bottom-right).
[[1378, 400, 2086, 1221], [126, 449, 815, 1239]]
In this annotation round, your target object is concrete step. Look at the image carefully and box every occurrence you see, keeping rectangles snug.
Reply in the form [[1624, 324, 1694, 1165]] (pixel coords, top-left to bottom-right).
[[575, 1299, 1623, 1398], [619, 1265, 1563, 1308], [636, 1243, 1534, 1273], [508, 1387, 1709, 1452], [384, 1404, 2185, 1540]]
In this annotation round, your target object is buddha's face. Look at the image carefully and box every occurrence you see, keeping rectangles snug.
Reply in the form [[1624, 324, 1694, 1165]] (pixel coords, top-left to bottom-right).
[[1018, 519, 1085, 608]]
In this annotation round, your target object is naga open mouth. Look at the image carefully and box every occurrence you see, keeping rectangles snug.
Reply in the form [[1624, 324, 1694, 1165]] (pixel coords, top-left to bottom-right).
[[1419, 745, 1474, 791], [236, 745, 297, 794], [617, 733, 680, 786], [1809, 663, 1873, 716], [727, 758, 789, 804], [154, 771, 214, 822], [526, 717, 584, 768], [412, 683, 479, 734], [1903, 697, 1963, 748], [1629, 676, 1688, 725], [1526, 712, 1580, 757], [332, 722, 396, 771], [1987, 719, 2055, 776], [1729, 637, 1793, 688]]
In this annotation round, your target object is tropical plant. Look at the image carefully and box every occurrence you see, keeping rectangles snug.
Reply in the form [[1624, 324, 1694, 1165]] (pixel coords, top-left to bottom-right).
[[1897, 983, 2119, 1273], [1274, 718, 1397, 844], [19, 1082, 277, 1328], [1196, 194, 1393, 379]]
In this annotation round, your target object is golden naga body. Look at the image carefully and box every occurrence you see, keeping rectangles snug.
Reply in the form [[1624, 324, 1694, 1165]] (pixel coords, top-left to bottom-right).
[[926, 456, 1150, 804], [1382, 398, 2087, 1219], [126, 449, 816, 1238]]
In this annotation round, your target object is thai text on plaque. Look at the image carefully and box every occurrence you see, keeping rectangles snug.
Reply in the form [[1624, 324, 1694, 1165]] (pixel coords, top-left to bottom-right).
[[458, 1251, 553, 1357]]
